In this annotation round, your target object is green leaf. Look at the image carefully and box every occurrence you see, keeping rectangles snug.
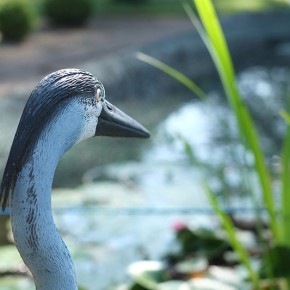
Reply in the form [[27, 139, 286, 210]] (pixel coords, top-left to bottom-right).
[[136, 52, 207, 100], [129, 283, 151, 290], [280, 110, 290, 124], [175, 257, 208, 275], [280, 122, 290, 244], [157, 281, 185, 290], [127, 261, 168, 290], [177, 135, 198, 166], [176, 227, 201, 255], [204, 183, 260, 287], [176, 227, 231, 260], [260, 245, 290, 279], [192, 0, 278, 242]]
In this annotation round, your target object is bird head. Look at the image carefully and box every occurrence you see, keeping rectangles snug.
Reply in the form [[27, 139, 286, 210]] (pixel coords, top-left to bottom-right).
[[0, 68, 150, 210]]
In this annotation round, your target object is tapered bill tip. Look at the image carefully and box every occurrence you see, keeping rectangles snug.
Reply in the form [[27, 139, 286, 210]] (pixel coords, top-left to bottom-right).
[[95, 101, 150, 138]]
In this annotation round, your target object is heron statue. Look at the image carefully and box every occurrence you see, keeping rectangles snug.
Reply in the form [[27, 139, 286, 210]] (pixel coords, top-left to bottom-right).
[[0, 68, 150, 289]]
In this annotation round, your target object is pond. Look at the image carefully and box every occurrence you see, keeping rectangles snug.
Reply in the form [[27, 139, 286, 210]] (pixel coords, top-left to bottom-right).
[[0, 65, 290, 289]]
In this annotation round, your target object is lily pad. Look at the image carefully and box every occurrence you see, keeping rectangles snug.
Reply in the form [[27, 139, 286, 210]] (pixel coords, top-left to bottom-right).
[[129, 283, 150, 290], [187, 277, 238, 290], [175, 228, 231, 261], [208, 266, 243, 286], [260, 245, 290, 278], [175, 257, 208, 276], [158, 280, 188, 290], [128, 261, 168, 290]]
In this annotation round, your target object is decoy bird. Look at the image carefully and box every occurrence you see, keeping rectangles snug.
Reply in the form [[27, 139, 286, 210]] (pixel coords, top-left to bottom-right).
[[0, 68, 150, 290]]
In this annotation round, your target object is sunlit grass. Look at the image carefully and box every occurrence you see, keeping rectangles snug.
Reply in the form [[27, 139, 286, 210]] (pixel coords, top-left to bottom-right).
[[191, 0, 279, 242], [204, 184, 260, 287], [136, 52, 207, 99], [138, 0, 290, 287], [281, 125, 290, 244]]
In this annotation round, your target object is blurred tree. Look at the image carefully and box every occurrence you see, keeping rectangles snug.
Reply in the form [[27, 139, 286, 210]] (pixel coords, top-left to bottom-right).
[[0, 0, 36, 42], [44, 0, 94, 27], [113, 0, 149, 2]]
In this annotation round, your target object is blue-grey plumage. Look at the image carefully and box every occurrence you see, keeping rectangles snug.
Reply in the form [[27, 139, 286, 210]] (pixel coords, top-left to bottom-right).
[[0, 68, 150, 290]]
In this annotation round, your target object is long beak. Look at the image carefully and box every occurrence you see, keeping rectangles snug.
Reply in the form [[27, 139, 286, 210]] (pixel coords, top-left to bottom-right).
[[95, 100, 150, 138]]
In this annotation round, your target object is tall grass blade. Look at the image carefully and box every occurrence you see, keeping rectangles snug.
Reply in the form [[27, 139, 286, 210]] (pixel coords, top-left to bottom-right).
[[204, 183, 260, 287], [280, 110, 290, 124], [136, 52, 207, 99], [192, 0, 279, 241], [281, 123, 290, 244], [182, 3, 211, 52]]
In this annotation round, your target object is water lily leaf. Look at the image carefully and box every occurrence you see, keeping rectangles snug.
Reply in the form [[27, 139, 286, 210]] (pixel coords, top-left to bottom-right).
[[187, 277, 238, 290], [158, 280, 188, 290], [129, 283, 150, 290], [128, 261, 168, 290], [176, 228, 200, 256], [196, 236, 231, 260], [260, 245, 290, 278], [175, 257, 208, 275], [208, 266, 243, 286], [176, 227, 231, 260]]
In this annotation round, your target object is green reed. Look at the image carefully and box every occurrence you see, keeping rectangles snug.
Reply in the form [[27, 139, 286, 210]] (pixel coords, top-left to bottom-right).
[[138, 0, 290, 288]]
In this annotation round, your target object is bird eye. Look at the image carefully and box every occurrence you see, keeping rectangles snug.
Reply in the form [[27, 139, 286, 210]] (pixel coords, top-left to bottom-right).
[[95, 88, 102, 102]]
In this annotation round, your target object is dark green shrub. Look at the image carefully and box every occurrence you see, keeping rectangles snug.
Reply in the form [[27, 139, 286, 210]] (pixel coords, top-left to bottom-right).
[[113, 0, 148, 2], [0, 0, 35, 42], [44, 0, 94, 27]]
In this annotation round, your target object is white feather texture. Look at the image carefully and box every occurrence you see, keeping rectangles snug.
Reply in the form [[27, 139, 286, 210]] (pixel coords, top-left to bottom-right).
[[1, 68, 149, 290], [11, 98, 102, 290]]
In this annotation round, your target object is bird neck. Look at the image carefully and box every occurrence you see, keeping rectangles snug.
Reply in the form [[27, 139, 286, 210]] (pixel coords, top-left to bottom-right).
[[10, 100, 86, 290]]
